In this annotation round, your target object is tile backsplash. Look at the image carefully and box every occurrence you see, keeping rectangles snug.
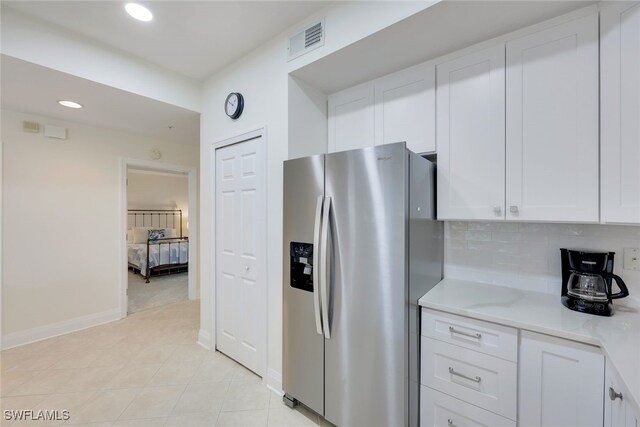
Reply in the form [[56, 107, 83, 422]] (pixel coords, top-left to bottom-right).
[[444, 221, 640, 301]]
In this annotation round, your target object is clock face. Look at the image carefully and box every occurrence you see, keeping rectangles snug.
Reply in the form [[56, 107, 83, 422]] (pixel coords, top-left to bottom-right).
[[225, 92, 244, 119]]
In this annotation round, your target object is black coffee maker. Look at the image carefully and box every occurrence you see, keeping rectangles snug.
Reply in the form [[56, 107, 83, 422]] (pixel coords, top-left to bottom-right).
[[560, 249, 629, 316]]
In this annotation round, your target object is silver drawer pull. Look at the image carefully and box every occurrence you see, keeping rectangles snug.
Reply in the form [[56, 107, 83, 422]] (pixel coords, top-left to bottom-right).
[[447, 419, 455, 427], [448, 326, 481, 340], [449, 367, 481, 383]]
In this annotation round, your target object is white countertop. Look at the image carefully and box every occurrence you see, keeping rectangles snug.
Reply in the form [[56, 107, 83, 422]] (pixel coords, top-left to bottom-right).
[[419, 278, 640, 408]]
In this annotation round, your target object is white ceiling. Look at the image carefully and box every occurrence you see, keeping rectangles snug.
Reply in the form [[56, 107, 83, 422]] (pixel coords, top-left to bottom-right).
[[1, 55, 200, 145], [3, 0, 330, 81], [1, 1, 329, 145]]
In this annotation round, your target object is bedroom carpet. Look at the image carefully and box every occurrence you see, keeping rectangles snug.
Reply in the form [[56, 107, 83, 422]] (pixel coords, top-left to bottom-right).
[[1, 300, 322, 426], [128, 271, 188, 314]]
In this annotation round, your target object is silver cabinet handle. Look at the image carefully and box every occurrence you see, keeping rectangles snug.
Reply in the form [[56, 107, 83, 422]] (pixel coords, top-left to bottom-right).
[[449, 326, 481, 340], [312, 196, 324, 336], [609, 387, 623, 401], [449, 367, 481, 383], [509, 205, 519, 214], [447, 419, 455, 427], [320, 196, 332, 340]]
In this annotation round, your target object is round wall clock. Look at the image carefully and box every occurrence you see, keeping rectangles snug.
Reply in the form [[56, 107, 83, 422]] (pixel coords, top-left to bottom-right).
[[225, 92, 244, 120]]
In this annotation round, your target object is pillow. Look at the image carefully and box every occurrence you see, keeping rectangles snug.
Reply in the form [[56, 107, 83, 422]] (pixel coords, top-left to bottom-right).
[[132, 227, 151, 244], [164, 228, 177, 238], [127, 229, 134, 244], [148, 229, 166, 242]]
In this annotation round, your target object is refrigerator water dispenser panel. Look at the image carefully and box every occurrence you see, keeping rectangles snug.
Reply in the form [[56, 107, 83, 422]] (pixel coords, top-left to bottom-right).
[[290, 242, 313, 292]]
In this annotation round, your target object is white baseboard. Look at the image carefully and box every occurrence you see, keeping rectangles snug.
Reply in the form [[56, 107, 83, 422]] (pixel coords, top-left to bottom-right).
[[266, 368, 283, 395], [197, 329, 212, 350], [1, 308, 121, 350]]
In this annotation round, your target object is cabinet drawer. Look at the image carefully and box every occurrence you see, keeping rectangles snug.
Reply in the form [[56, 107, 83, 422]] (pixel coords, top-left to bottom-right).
[[421, 386, 515, 427], [421, 309, 518, 362], [421, 337, 517, 420]]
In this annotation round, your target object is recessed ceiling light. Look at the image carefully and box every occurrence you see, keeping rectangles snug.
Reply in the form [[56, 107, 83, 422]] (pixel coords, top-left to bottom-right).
[[125, 3, 153, 22], [58, 100, 83, 109]]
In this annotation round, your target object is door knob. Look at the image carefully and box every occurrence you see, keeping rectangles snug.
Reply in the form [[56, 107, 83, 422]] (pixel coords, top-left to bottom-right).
[[609, 387, 623, 401], [509, 205, 519, 215], [245, 265, 250, 272]]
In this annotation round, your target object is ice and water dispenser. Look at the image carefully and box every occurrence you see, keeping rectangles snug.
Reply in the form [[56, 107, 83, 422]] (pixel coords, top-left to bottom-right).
[[290, 242, 313, 292]]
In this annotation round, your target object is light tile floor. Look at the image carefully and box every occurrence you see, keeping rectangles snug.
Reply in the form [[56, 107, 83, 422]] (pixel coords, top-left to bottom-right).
[[0, 300, 321, 427]]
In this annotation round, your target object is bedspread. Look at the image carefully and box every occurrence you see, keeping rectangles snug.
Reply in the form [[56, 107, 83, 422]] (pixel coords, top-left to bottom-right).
[[128, 241, 188, 275]]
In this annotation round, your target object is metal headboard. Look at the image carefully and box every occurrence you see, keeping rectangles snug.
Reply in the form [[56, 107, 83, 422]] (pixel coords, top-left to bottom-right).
[[127, 209, 183, 238]]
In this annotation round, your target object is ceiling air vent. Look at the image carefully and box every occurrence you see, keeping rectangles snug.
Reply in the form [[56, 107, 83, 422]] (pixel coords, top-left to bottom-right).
[[288, 19, 324, 61]]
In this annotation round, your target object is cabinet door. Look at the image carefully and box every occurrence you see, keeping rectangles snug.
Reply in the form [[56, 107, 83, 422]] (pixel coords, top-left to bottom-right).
[[375, 62, 436, 154], [605, 359, 640, 427], [328, 82, 374, 153], [505, 14, 599, 222], [519, 330, 604, 427], [601, 2, 640, 224], [436, 45, 506, 220]]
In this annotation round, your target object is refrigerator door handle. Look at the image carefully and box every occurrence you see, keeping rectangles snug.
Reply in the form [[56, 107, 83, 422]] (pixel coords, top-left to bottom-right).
[[312, 195, 324, 335], [320, 196, 332, 340]]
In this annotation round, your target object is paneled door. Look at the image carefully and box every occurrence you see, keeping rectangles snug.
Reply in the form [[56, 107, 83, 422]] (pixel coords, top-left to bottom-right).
[[505, 14, 599, 222], [601, 2, 640, 224], [436, 44, 506, 220], [215, 136, 266, 376], [519, 330, 604, 427], [328, 82, 375, 153], [374, 61, 436, 154]]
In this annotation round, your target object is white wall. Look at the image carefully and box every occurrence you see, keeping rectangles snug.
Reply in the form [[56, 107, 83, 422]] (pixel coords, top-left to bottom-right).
[[199, 2, 431, 392], [1, 109, 198, 347], [127, 171, 189, 236], [444, 221, 640, 303]]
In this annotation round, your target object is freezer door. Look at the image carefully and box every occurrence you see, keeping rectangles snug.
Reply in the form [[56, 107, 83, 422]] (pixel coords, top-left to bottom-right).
[[282, 155, 325, 415], [324, 143, 409, 426]]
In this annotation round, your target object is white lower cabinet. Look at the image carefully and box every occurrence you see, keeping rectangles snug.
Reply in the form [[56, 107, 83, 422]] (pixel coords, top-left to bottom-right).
[[518, 330, 604, 427], [421, 309, 617, 427], [420, 386, 515, 427], [605, 360, 639, 427]]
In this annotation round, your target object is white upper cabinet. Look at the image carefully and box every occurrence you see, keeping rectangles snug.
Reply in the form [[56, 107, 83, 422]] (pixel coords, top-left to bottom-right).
[[601, 2, 640, 224], [519, 330, 604, 427], [436, 45, 506, 221], [374, 62, 436, 154], [505, 14, 599, 222], [328, 82, 375, 153]]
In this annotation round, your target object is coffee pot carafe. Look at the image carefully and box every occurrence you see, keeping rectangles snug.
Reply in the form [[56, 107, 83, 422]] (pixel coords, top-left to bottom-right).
[[560, 249, 629, 316]]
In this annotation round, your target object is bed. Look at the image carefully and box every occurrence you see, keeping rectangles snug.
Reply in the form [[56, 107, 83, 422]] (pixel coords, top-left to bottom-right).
[[127, 209, 189, 283]]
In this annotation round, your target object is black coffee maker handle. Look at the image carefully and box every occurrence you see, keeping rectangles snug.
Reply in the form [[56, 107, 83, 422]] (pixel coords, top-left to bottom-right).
[[607, 274, 630, 299]]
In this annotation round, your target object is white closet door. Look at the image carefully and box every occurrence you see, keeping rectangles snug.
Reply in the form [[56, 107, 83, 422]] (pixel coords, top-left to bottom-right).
[[328, 82, 375, 153], [505, 14, 599, 222], [374, 61, 436, 154], [436, 44, 506, 221], [601, 2, 640, 224], [215, 137, 266, 376]]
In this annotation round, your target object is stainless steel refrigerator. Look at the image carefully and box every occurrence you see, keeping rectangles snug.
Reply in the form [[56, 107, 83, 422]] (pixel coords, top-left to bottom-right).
[[282, 142, 443, 427]]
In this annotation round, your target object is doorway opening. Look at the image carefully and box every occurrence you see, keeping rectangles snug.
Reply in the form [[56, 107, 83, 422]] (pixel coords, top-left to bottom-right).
[[120, 159, 197, 317]]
